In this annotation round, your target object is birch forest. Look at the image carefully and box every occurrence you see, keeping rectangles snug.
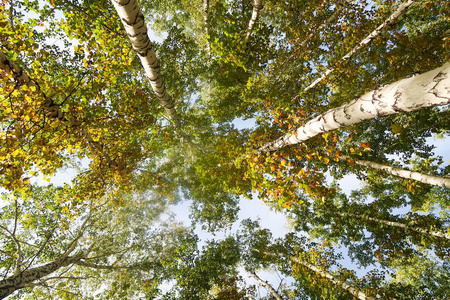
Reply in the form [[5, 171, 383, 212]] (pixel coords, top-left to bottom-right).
[[1, 0, 449, 299]]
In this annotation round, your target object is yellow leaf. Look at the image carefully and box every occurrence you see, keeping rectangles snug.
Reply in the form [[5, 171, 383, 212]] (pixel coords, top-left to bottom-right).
[[391, 124, 402, 134], [360, 142, 371, 151]]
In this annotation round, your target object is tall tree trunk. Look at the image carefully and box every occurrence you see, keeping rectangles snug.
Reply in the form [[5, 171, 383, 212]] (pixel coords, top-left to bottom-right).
[[292, 258, 377, 300], [354, 159, 450, 188], [250, 272, 284, 300], [304, 0, 416, 92], [243, 0, 263, 48], [256, 249, 376, 300], [203, 0, 211, 53], [257, 62, 450, 153], [110, 0, 180, 128], [331, 210, 450, 240], [0, 255, 83, 299]]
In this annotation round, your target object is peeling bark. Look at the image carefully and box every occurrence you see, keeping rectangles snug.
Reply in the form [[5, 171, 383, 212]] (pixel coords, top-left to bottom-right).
[[250, 272, 284, 300], [354, 159, 450, 188], [304, 0, 416, 92], [0, 255, 83, 299], [110, 0, 180, 127], [258, 62, 450, 153], [243, 0, 263, 48]]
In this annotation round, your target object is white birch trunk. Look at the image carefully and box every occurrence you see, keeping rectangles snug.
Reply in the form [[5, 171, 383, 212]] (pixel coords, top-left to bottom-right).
[[250, 272, 284, 300], [330, 210, 450, 240], [0, 255, 83, 299], [293, 258, 377, 300], [258, 62, 450, 153], [305, 0, 416, 92], [203, 0, 211, 53], [243, 0, 263, 47], [110, 0, 180, 128], [355, 159, 450, 188], [256, 249, 376, 300]]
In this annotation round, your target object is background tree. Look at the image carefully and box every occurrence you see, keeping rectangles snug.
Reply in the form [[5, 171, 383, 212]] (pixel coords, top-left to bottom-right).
[[0, 183, 187, 299]]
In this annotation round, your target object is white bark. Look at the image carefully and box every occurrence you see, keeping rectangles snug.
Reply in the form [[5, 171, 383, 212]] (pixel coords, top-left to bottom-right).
[[355, 159, 450, 188], [258, 62, 450, 153], [243, 0, 263, 47], [110, 0, 180, 127], [305, 0, 416, 92], [203, 0, 211, 53], [256, 249, 375, 300], [0, 254, 84, 299], [332, 210, 450, 240], [293, 259, 376, 300], [250, 272, 284, 300]]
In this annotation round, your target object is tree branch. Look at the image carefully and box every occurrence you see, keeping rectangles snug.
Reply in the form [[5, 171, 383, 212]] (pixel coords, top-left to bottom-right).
[[250, 272, 284, 300]]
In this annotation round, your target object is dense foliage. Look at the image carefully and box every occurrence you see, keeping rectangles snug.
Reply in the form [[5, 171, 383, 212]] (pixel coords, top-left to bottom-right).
[[1, 0, 449, 299]]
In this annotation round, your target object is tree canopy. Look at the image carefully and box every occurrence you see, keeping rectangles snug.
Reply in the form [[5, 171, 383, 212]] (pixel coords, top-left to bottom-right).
[[1, 0, 449, 299]]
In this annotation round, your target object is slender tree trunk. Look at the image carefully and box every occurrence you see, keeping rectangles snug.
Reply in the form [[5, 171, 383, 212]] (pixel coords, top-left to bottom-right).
[[243, 0, 263, 48], [257, 62, 450, 153], [332, 210, 450, 240], [292, 258, 376, 300], [203, 0, 211, 53], [250, 272, 284, 300], [110, 0, 180, 128], [256, 249, 376, 300], [354, 159, 450, 188], [0, 255, 83, 299], [304, 0, 416, 92]]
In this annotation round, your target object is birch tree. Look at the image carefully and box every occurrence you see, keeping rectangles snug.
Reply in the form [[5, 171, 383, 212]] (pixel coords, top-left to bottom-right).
[[203, 0, 211, 53], [289, 194, 450, 268], [250, 272, 284, 300], [243, 0, 264, 48], [110, 0, 181, 127], [240, 220, 378, 300], [353, 159, 450, 188], [304, 0, 417, 92], [0, 50, 119, 166], [290, 258, 376, 300], [0, 185, 185, 299], [277, 0, 350, 70], [258, 62, 450, 153]]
